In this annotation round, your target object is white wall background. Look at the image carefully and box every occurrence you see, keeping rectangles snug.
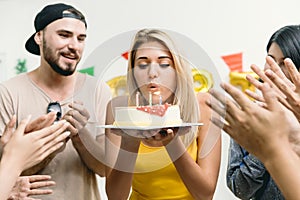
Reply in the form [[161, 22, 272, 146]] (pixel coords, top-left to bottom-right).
[[1, 0, 300, 199]]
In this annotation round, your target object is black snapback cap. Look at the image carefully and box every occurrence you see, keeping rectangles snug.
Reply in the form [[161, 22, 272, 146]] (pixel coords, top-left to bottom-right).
[[25, 3, 87, 55]]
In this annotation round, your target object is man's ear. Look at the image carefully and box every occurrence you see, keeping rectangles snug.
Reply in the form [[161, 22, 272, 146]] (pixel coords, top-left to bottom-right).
[[34, 31, 42, 45]]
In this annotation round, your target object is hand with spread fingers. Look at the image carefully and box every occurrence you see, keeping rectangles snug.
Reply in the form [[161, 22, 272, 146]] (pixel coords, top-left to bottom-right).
[[207, 82, 300, 200], [264, 57, 300, 121], [245, 56, 292, 109], [208, 82, 299, 160], [1, 116, 70, 171], [244, 57, 300, 156], [8, 175, 55, 200]]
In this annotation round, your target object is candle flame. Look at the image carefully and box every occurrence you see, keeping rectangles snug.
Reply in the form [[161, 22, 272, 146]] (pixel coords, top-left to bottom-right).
[[153, 91, 160, 95]]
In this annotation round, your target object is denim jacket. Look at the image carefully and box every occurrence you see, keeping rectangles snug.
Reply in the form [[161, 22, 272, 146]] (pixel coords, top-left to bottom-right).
[[226, 139, 284, 200]]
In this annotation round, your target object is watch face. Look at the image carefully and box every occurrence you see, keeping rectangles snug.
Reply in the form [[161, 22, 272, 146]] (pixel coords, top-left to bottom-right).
[[47, 102, 62, 121]]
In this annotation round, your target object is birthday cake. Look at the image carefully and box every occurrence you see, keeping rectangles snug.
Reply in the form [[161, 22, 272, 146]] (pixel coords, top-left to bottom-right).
[[113, 104, 182, 127]]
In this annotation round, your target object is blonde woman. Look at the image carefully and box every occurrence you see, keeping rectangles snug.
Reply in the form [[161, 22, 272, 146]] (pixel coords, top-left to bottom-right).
[[105, 29, 221, 200]]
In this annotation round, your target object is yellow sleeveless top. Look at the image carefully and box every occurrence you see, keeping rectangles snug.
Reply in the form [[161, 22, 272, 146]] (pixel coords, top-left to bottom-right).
[[130, 139, 198, 200]]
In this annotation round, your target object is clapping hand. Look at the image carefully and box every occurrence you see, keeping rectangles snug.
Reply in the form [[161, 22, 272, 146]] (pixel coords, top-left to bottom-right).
[[63, 101, 90, 137], [2, 116, 70, 171], [207, 82, 300, 161], [24, 112, 57, 133]]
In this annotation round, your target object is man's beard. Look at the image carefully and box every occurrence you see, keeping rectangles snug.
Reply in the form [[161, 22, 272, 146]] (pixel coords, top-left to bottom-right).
[[43, 40, 78, 76]]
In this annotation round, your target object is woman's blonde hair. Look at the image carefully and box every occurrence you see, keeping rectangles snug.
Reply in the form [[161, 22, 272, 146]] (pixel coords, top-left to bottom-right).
[[127, 29, 199, 145]]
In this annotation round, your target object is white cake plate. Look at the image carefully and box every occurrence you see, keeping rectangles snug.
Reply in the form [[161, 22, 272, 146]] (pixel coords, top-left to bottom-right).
[[96, 122, 203, 130]]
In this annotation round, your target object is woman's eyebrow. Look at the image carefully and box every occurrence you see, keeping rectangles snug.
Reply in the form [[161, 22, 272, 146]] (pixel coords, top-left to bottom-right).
[[136, 56, 148, 60], [158, 56, 172, 60]]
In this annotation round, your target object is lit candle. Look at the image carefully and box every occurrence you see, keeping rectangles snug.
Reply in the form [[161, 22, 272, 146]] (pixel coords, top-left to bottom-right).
[[136, 91, 140, 107], [153, 91, 162, 105], [149, 92, 152, 106], [159, 95, 163, 105]]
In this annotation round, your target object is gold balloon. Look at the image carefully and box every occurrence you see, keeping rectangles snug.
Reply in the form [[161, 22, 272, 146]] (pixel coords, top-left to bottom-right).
[[106, 75, 128, 97], [192, 68, 213, 93], [229, 71, 259, 99]]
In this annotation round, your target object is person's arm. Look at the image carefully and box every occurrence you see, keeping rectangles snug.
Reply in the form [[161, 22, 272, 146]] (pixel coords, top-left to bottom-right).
[[71, 128, 106, 176], [227, 139, 269, 199], [163, 92, 221, 200], [66, 83, 111, 176], [63, 101, 106, 176], [105, 132, 140, 200], [262, 140, 300, 200], [0, 155, 22, 200], [105, 97, 140, 199]]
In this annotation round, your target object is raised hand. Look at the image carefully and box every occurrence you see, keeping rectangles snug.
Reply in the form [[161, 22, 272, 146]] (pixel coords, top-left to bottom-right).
[[207, 82, 300, 161], [265, 58, 300, 121], [2, 117, 70, 171], [245, 56, 291, 107]]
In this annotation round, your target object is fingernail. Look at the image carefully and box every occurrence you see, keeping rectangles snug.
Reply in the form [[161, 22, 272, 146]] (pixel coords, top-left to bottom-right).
[[64, 131, 71, 136]]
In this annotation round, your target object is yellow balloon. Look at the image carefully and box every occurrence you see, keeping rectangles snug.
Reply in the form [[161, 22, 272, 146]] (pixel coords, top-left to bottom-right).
[[106, 75, 128, 97], [229, 71, 259, 99], [192, 68, 213, 92]]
